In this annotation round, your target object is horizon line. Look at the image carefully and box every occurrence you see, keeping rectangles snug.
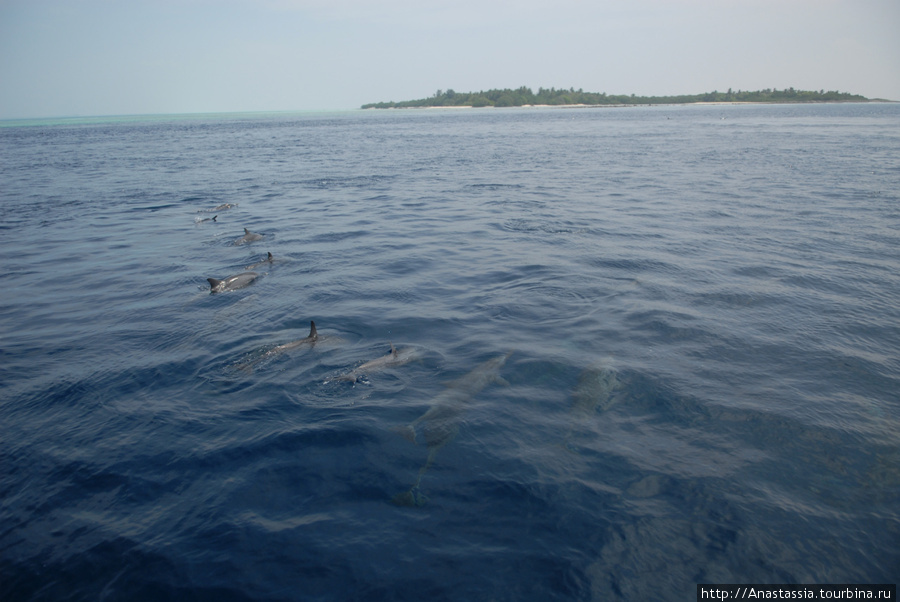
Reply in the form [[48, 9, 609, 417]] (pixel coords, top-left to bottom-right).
[[2, 99, 896, 126], [0, 107, 361, 125]]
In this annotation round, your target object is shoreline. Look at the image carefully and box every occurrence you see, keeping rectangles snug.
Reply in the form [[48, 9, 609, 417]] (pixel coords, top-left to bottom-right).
[[365, 99, 893, 110]]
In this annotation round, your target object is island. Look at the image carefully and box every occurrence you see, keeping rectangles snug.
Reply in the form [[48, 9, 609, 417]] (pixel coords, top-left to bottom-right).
[[362, 87, 871, 109]]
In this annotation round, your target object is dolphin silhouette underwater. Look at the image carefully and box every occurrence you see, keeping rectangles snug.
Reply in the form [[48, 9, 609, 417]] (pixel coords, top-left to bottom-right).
[[234, 228, 264, 245], [198, 203, 237, 213], [207, 271, 259, 293], [571, 362, 620, 416], [563, 361, 622, 449], [392, 351, 513, 507], [331, 343, 421, 383], [234, 321, 318, 372]]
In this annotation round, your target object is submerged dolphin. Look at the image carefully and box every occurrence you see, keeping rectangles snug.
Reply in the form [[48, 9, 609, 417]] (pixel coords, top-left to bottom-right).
[[234, 228, 264, 245], [332, 343, 421, 383], [392, 351, 513, 507], [198, 203, 237, 213], [564, 361, 622, 449], [196, 214, 217, 223], [207, 271, 259, 293], [235, 321, 318, 372], [245, 251, 274, 270], [571, 362, 620, 416]]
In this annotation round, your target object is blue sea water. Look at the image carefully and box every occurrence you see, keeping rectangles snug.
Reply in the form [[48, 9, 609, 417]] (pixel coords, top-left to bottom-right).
[[1, 103, 898, 600]]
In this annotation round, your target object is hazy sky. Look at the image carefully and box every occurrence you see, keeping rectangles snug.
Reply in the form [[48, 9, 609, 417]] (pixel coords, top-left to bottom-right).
[[1, 0, 898, 118]]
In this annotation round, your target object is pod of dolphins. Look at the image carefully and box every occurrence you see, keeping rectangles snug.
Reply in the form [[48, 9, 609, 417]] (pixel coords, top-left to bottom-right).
[[196, 201, 623, 507]]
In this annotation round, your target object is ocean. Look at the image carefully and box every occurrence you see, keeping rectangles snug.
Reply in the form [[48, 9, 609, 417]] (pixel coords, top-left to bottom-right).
[[1, 103, 898, 600]]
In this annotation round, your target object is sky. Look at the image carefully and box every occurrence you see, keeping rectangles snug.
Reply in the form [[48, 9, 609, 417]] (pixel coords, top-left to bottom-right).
[[1, 0, 898, 119]]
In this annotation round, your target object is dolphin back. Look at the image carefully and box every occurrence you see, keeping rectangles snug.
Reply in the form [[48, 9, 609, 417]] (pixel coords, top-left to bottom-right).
[[207, 271, 259, 293]]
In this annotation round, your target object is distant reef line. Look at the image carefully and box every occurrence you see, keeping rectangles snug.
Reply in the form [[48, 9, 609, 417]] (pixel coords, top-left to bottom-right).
[[362, 87, 878, 109]]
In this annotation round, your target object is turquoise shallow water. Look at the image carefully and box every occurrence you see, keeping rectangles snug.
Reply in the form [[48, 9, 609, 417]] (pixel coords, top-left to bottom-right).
[[1, 103, 898, 600]]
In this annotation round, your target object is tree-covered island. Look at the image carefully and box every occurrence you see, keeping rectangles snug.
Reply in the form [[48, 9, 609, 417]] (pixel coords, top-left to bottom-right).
[[362, 87, 871, 109]]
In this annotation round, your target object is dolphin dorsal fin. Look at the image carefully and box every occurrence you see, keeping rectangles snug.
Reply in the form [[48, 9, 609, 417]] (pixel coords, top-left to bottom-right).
[[267, 252, 273, 260], [212, 215, 217, 221], [207, 277, 222, 288], [244, 228, 250, 234], [308, 321, 317, 339], [390, 341, 397, 357]]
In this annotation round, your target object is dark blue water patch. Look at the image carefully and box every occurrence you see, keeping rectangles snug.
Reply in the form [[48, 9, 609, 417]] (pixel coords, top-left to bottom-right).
[[167, 426, 380, 480], [30, 459, 146, 516], [0, 538, 251, 602], [588, 484, 747, 599], [378, 478, 602, 598], [12, 377, 97, 416]]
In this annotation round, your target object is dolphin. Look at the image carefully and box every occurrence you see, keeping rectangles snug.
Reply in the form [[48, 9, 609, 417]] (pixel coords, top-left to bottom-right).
[[207, 271, 259, 293], [331, 343, 421, 383], [392, 351, 513, 507], [198, 203, 236, 213], [234, 321, 318, 372], [234, 228, 264, 245], [270, 320, 318, 353], [563, 361, 622, 449], [245, 252, 274, 270], [196, 214, 217, 223], [571, 362, 619, 416]]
